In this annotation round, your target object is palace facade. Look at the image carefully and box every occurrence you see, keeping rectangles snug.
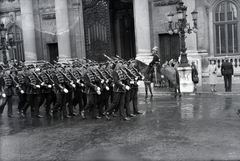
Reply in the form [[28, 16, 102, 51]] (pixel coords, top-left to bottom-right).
[[0, 0, 240, 85]]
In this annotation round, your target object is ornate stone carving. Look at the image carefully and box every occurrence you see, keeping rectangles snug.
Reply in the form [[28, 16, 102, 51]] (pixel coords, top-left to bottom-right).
[[42, 13, 56, 20], [0, 0, 16, 3], [154, 0, 180, 7]]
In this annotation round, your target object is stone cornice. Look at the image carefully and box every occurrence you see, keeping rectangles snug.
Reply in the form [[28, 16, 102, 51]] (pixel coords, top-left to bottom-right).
[[153, 0, 180, 7]]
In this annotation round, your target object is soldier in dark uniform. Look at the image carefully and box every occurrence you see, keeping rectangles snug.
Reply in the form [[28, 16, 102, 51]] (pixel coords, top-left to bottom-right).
[[21, 65, 42, 118], [15, 65, 27, 114], [38, 65, 54, 116], [128, 60, 143, 115], [0, 67, 15, 117], [63, 64, 76, 117], [98, 62, 112, 116], [104, 61, 130, 121], [71, 61, 85, 115], [52, 64, 70, 118], [120, 62, 136, 118], [221, 56, 234, 92], [81, 64, 101, 119]]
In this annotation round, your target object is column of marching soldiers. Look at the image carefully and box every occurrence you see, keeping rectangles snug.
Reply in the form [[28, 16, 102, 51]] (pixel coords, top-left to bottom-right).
[[0, 57, 144, 121]]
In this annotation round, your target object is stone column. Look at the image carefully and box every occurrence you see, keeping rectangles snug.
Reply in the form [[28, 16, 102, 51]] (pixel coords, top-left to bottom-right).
[[55, 0, 71, 60], [133, 0, 153, 64], [20, 0, 37, 61]]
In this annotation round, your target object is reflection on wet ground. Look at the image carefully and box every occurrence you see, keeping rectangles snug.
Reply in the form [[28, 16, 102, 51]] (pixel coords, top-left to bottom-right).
[[1, 95, 240, 160]]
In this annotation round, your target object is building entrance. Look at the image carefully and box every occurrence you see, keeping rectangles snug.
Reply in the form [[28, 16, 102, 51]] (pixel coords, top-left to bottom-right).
[[82, 0, 136, 62], [48, 43, 59, 64], [159, 34, 180, 64]]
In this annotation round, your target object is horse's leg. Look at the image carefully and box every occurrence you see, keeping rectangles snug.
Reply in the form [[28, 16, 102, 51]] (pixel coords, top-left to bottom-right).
[[177, 85, 182, 97], [144, 82, 148, 98], [174, 86, 177, 97], [149, 83, 153, 98]]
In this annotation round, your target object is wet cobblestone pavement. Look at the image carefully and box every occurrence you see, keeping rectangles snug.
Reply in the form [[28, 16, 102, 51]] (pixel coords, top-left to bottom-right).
[[1, 94, 240, 161]]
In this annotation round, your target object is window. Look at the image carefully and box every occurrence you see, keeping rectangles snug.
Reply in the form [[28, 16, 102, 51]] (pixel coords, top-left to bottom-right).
[[214, 1, 239, 55], [8, 24, 25, 61]]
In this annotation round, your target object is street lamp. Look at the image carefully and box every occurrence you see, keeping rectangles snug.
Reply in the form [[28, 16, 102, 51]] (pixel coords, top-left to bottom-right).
[[0, 23, 16, 65], [167, 0, 198, 67]]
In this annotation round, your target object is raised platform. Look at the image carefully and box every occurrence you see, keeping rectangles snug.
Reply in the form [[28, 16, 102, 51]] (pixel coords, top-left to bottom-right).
[[138, 81, 240, 96]]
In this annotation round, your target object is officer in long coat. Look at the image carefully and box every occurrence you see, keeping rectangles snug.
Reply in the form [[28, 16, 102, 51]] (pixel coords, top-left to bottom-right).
[[221, 56, 234, 92]]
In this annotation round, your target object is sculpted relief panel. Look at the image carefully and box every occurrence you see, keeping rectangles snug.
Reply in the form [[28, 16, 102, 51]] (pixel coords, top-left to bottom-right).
[[153, 0, 180, 7]]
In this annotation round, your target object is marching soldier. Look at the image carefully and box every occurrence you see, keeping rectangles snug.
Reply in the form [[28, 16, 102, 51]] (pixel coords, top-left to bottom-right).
[[38, 65, 54, 116], [98, 62, 112, 116], [62, 64, 76, 117], [0, 67, 15, 117], [81, 63, 101, 119], [52, 64, 69, 118], [15, 65, 27, 114], [128, 60, 143, 115], [104, 61, 130, 121], [21, 65, 42, 118], [71, 61, 86, 115]]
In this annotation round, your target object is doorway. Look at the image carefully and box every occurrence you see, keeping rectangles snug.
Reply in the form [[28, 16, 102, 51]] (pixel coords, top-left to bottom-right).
[[159, 34, 180, 64], [48, 43, 59, 64]]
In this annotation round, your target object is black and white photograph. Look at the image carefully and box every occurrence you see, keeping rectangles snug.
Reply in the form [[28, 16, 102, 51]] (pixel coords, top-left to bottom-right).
[[1, 0, 240, 160]]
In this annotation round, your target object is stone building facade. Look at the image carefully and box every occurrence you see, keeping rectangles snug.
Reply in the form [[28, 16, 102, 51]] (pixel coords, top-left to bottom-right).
[[0, 0, 240, 85]]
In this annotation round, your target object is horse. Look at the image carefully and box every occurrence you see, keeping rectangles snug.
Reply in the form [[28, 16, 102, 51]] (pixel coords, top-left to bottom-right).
[[156, 63, 181, 97], [133, 54, 160, 98], [133, 55, 181, 97]]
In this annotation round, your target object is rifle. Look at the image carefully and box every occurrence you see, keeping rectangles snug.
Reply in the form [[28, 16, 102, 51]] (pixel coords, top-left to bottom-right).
[[9, 74, 24, 94]]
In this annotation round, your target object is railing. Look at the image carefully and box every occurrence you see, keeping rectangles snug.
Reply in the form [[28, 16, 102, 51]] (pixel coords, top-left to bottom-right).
[[206, 55, 240, 75]]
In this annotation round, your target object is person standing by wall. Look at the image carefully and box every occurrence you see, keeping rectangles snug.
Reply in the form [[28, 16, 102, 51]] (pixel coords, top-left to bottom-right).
[[191, 61, 199, 91], [208, 60, 218, 92], [221, 56, 234, 92]]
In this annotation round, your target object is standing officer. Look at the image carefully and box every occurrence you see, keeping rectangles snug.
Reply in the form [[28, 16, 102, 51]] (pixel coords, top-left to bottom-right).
[[221, 56, 234, 92]]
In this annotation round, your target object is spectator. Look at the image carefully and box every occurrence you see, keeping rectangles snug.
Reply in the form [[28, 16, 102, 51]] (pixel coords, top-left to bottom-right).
[[208, 60, 218, 92], [221, 55, 234, 92], [191, 61, 199, 91]]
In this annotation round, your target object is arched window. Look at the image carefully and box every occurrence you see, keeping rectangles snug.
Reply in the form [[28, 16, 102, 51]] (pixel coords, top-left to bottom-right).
[[8, 24, 25, 61], [214, 1, 239, 55]]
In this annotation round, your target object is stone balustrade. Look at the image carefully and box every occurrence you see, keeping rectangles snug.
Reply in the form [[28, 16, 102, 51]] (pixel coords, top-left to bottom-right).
[[202, 55, 240, 84], [206, 55, 240, 75]]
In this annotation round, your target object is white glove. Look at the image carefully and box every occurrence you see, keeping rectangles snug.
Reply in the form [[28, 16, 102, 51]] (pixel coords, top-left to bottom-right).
[[20, 90, 24, 94], [2, 93, 6, 98], [105, 86, 110, 91], [97, 90, 101, 95], [161, 75, 164, 78], [41, 82, 45, 86], [97, 87, 101, 91], [135, 77, 138, 81], [137, 81, 141, 85], [63, 88, 69, 93], [130, 80, 134, 84], [76, 80, 80, 84], [125, 85, 130, 90], [71, 83, 76, 88], [142, 76, 145, 80], [36, 85, 41, 88], [48, 85, 52, 88], [106, 79, 109, 83], [101, 80, 104, 84], [81, 83, 84, 87]]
